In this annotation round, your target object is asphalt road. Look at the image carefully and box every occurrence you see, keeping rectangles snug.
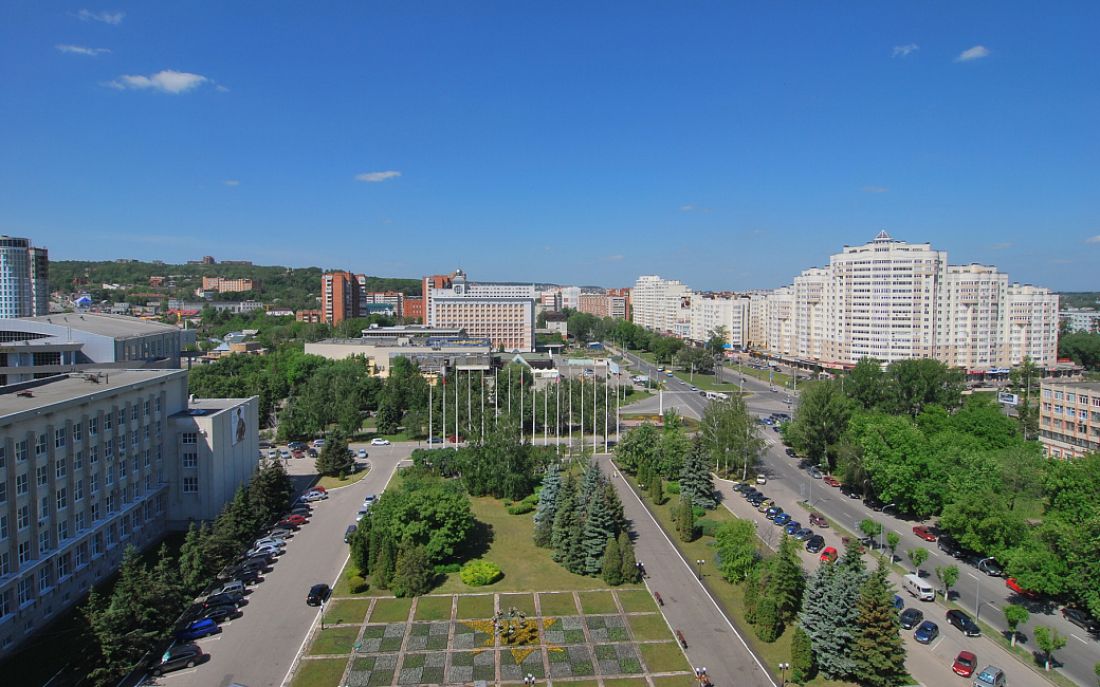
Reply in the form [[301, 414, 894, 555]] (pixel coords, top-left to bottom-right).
[[158, 443, 410, 687]]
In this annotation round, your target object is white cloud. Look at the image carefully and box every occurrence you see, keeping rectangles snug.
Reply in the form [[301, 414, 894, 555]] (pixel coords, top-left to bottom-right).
[[862, 185, 889, 193], [56, 44, 111, 56], [106, 70, 209, 94], [892, 43, 919, 58], [355, 171, 401, 183], [215, 84, 230, 93], [223, 179, 240, 187], [956, 45, 990, 62], [1086, 235, 1100, 244], [75, 9, 125, 25]]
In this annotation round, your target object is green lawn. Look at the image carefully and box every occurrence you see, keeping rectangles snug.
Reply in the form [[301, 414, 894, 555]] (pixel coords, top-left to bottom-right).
[[604, 679, 650, 687], [456, 593, 496, 619], [367, 597, 412, 623], [728, 362, 795, 389], [538, 591, 580, 616], [291, 658, 348, 687], [578, 590, 618, 614], [323, 598, 372, 625], [617, 589, 659, 613], [652, 676, 702, 687], [413, 594, 453, 620], [316, 467, 371, 490], [638, 642, 691, 673], [628, 613, 672, 641], [307, 626, 361, 656]]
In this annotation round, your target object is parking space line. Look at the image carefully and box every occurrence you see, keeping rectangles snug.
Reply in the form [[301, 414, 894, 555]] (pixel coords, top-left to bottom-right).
[[1070, 633, 1087, 644], [931, 637, 944, 651]]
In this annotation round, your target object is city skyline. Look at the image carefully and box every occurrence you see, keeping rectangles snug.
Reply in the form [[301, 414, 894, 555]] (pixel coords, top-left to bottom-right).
[[2, 4, 1098, 289]]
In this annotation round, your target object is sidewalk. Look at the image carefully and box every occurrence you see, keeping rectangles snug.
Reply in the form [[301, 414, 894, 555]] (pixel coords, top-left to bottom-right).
[[595, 454, 777, 687]]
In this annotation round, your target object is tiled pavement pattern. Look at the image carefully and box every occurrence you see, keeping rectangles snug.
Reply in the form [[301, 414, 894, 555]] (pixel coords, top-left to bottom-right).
[[297, 590, 693, 686]]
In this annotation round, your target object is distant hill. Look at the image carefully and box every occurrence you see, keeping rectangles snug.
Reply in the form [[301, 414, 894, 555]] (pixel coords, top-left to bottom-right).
[[1058, 292, 1100, 309], [49, 260, 421, 310]]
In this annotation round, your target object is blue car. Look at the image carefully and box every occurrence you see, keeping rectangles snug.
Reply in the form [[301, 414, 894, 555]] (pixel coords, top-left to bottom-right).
[[914, 620, 939, 644], [773, 513, 791, 526], [784, 521, 801, 535], [175, 618, 220, 641]]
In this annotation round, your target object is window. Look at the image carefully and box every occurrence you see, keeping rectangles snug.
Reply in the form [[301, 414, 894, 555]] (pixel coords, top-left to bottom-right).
[[105, 439, 113, 459], [106, 466, 114, 486], [17, 506, 29, 530], [18, 541, 30, 565], [155, 398, 161, 413], [132, 430, 139, 447], [58, 552, 71, 578], [91, 473, 99, 494], [182, 476, 199, 493], [0, 446, 5, 469], [16, 440, 27, 462], [106, 495, 116, 513], [0, 552, 9, 578], [38, 495, 49, 523], [35, 433, 47, 456], [38, 566, 50, 592], [74, 450, 83, 470], [143, 449, 151, 467], [119, 459, 127, 478], [17, 577, 32, 605], [105, 525, 115, 546], [55, 428, 66, 449], [75, 542, 87, 567], [117, 409, 125, 426], [118, 434, 126, 455], [91, 503, 100, 521], [131, 405, 139, 421], [75, 479, 83, 502], [104, 412, 112, 431], [144, 400, 150, 417], [56, 488, 67, 511], [73, 422, 82, 441], [57, 520, 68, 542], [39, 530, 50, 554], [0, 481, 5, 504], [182, 452, 197, 468], [36, 465, 48, 487], [76, 511, 86, 532], [16, 474, 27, 496], [0, 514, 7, 540], [55, 457, 67, 480], [92, 533, 102, 556], [90, 445, 99, 464], [89, 418, 98, 436], [182, 432, 197, 445]]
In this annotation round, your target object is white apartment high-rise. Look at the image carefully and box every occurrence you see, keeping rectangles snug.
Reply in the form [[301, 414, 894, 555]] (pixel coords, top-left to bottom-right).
[[631, 275, 692, 335], [689, 295, 751, 349], [0, 237, 52, 319]]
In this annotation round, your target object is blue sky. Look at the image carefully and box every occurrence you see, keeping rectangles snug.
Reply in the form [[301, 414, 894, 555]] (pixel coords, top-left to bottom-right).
[[2, 2, 1098, 290]]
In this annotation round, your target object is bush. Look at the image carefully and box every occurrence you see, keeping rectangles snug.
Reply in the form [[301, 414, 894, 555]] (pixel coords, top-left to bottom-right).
[[507, 501, 535, 515], [697, 519, 719, 538], [460, 560, 503, 587], [433, 562, 462, 575], [347, 574, 369, 594], [666, 481, 681, 495], [692, 505, 706, 519]]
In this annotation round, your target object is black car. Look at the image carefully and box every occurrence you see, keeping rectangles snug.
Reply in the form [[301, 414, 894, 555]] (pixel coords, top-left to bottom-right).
[[237, 557, 271, 574], [732, 482, 749, 493], [946, 609, 981, 636], [307, 448, 318, 458], [151, 643, 203, 676], [234, 568, 263, 585], [977, 557, 1004, 577], [864, 498, 885, 512], [937, 534, 963, 557], [307, 583, 330, 606], [201, 603, 242, 623], [899, 608, 924, 630], [805, 536, 826, 553], [785, 448, 797, 458], [1062, 607, 1100, 634], [204, 591, 244, 608]]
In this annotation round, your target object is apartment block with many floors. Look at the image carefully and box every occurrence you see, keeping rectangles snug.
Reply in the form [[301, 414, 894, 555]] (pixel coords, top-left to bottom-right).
[[0, 369, 258, 658], [630, 275, 692, 335], [0, 236, 49, 319], [427, 271, 536, 352], [321, 271, 361, 324], [1039, 381, 1100, 459]]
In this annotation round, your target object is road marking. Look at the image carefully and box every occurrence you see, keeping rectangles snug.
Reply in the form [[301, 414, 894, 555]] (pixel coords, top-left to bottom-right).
[[1071, 633, 1087, 644], [931, 636, 944, 651], [609, 456, 778, 687]]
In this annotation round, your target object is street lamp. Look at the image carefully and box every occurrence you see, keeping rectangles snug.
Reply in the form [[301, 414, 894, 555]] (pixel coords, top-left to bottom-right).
[[778, 662, 790, 686], [695, 559, 705, 580]]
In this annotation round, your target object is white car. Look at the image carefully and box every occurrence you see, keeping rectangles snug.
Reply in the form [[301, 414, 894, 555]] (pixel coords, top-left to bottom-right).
[[279, 449, 291, 459], [363, 495, 376, 506], [356, 509, 370, 521], [267, 449, 278, 459], [370, 438, 391, 446], [300, 491, 328, 502], [312, 439, 326, 448], [357, 448, 368, 458]]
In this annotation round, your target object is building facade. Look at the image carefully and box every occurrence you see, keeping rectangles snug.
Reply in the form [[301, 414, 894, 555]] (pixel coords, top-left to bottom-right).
[[630, 276, 692, 334], [1060, 308, 1100, 334], [28, 247, 49, 318], [200, 276, 254, 293], [0, 236, 50, 319], [322, 271, 361, 324], [427, 271, 536, 352], [1038, 381, 1100, 459]]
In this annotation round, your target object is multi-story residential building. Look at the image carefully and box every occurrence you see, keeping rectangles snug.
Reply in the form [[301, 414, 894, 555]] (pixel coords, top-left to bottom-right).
[[607, 288, 631, 320], [427, 271, 536, 352], [630, 276, 692, 335], [200, 276, 255, 293], [0, 314, 183, 386], [578, 290, 631, 321], [0, 369, 258, 657], [321, 271, 362, 324], [0, 236, 50, 318], [688, 294, 751, 349], [296, 309, 323, 324], [1060, 308, 1100, 334], [359, 290, 405, 318], [1038, 381, 1100, 459]]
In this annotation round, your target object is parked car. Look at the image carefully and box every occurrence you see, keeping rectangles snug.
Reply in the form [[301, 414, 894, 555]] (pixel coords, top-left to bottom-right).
[[756, 499, 774, 513], [785, 447, 797, 458], [307, 448, 318, 458], [805, 536, 826, 553], [952, 650, 977, 678], [233, 568, 263, 586], [977, 558, 1004, 577], [237, 557, 271, 574], [307, 583, 330, 606], [151, 644, 203, 676], [215, 580, 246, 597], [290, 504, 311, 515], [899, 607, 924, 630], [201, 603, 242, 623], [823, 476, 841, 487], [288, 441, 307, 451], [266, 449, 278, 460], [371, 437, 391, 445], [357, 448, 368, 458], [427, 436, 444, 444], [794, 528, 814, 541], [937, 534, 962, 557], [363, 495, 376, 506], [755, 474, 767, 485], [914, 620, 939, 644], [819, 546, 838, 564], [279, 449, 291, 459], [268, 526, 295, 539], [253, 537, 287, 550], [312, 438, 326, 448], [356, 508, 370, 521], [279, 514, 307, 527], [301, 491, 328, 502], [732, 481, 750, 493], [973, 666, 1006, 687], [765, 505, 783, 520], [175, 618, 220, 641], [808, 513, 828, 528], [784, 521, 802, 535], [864, 498, 885, 511], [773, 513, 791, 527], [946, 609, 981, 636], [1005, 577, 1039, 599], [1061, 607, 1100, 634], [344, 524, 358, 543], [204, 591, 244, 608], [248, 544, 282, 559], [808, 467, 823, 479], [912, 526, 937, 542]]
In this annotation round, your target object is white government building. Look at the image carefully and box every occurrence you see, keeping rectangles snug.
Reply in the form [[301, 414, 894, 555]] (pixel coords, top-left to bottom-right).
[[632, 232, 1059, 372]]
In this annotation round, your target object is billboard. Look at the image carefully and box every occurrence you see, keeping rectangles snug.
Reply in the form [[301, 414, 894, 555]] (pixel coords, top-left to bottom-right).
[[997, 392, 1020, 406]]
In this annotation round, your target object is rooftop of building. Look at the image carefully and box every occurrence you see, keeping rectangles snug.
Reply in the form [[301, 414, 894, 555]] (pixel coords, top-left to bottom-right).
[[360, 325, 465, 336], [173, 397, 249, 417], [18, 312, 179, 338], [312, 335, 491, 349], [1042, 380, 1100, 392], [0, 369, 185, 418]]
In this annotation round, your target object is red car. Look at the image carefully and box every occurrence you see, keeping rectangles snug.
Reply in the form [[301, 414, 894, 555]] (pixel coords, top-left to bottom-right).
[[823, 476, 841, 487], [1005, 577, 1039, 599], [309, 485, 327, 493], [952, 650, 977, 678], [912, 526, 937, 542], [819, 546, 838, 563], [278, 514, 307, 527], [808, 513, 829, 528]]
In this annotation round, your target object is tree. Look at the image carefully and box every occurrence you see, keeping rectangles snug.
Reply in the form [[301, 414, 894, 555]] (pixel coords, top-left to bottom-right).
[[886, 532, 900, 562], [907, 547, 928, 573], [533, 465, 562, 547], [844, 358, 886, 410], [790, 625, 815, 684], [393, 544, 434, 597], [582, 485, 619, 575], [619, 532, 640, 583], [316, 430, 353, 477], [705, 326, 729, 357], [677, 493, 696, 542], [755, 594, 780, 642], [372, 535, 396, 590], [178, 522, 210, 594], [349, 522, 370, 576], [680, 437, 717, 508], [859, 518, 882, 539], [764, 536, 806, 624], [882, 358, 964, 417], [602, 537, 624, 585], [784, 380, 854, 471], [797, 552, 865, 680], [935, 565, 959, 598], [715, 520, 759, 583], [648, 470, 665, 505], [615, 423, 661, 474], [852, 563, 908, 687], [699, 394, 763, 478], [1034, 625, 1067, 671], [551, 475, 578, 562], [1003, 604, 1029, 647]]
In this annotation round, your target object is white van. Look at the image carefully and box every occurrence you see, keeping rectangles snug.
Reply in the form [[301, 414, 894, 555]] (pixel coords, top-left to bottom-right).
[[903, 573, 935, 602]]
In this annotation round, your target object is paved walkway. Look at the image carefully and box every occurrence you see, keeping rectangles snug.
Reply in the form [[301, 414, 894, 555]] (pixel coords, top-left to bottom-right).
[[596, 454, 777, 687]]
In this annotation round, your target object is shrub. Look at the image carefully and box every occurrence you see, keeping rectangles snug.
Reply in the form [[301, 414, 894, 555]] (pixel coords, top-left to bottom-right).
[[666, 481, 681, 495], [692, 505, 706, 519], [697, 519, 719, 537], [507, 501, 535, 515], [460, 560, 503, 587], [434, 562, 462, 575], [347, 574, 369, 594]]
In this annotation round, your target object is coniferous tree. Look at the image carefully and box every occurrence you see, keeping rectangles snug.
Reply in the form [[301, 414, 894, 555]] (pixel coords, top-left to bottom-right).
[[852, 562, 908, 687], [680, 437, 718, 508], [178, 522, 209, 594], [563, 505, 587, 574], [798, 561, 838, 677], [619, 532, 640, 583], [349, 522, 370, 576], [802, 540, 867, 680], [603, 482, 627, 534], [763, 535, 805, 624], [316, 430, 354, 477], [393, 544, 434, 597], [602, 537, 624, 585], [790, 625, 815, 683], [533, 465, 562, 547], [755, 594, 780, 642], [648, 471, 664, 504], [372, 535, 397, 590], [744, 565, 762, 624], [677, 492, 696, 542], [551, 475, 578, 562], [583, 489, 618, 575], [368, 517, 384, 569], [577, 460, 603, 511]]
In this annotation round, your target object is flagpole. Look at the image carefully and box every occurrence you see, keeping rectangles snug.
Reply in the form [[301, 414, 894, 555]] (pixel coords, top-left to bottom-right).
[[593, 367, 598, 453], [442, 366, 447, 447], [556, 376, 561, 454], [455, 368, 459, 444], [544, 386, 548, 446], [520, 370, 525, 442], [569, 377, 573, 452], [429, 378, 433, 448], [579, 375, 584, 453], [481, 370, 485, 441], [604, 364, 609, 454], [494, 367, 499, 426]]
